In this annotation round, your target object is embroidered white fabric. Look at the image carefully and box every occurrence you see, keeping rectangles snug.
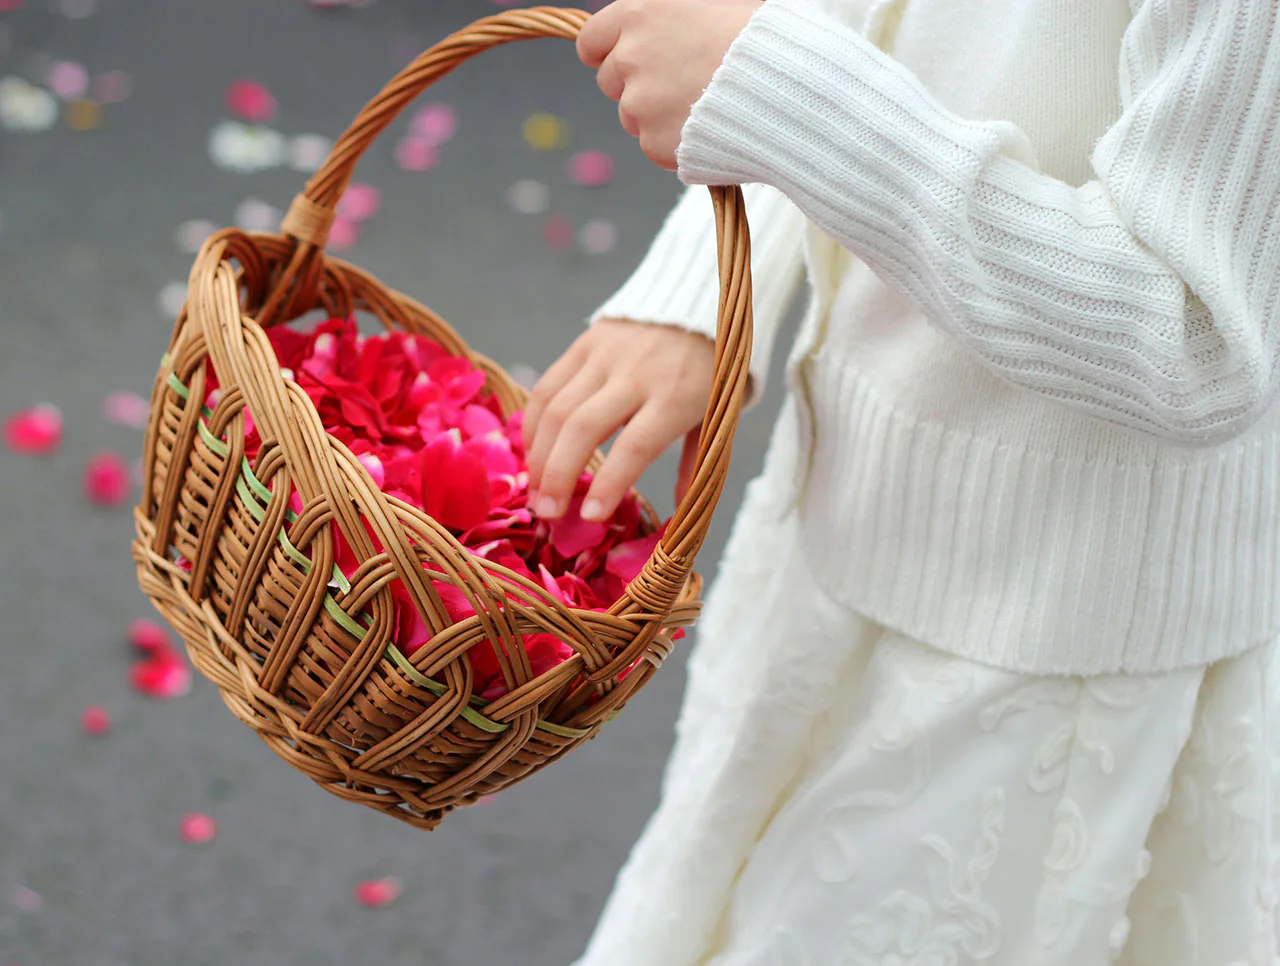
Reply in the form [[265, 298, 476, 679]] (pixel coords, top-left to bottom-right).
[[571, 426, 1280, 966]]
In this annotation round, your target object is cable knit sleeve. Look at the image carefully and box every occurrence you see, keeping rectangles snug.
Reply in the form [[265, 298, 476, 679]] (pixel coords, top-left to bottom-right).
[[589, 181, 807, 407], [677, 0, 1280, 443]]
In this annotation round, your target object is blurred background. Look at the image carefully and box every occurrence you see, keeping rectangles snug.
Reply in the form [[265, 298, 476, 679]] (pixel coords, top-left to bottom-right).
[[0, 1, 797, 963]]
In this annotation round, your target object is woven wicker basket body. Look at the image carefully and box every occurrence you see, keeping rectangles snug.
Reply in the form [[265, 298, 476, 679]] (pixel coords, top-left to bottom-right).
[[133, 7, 753, 831]]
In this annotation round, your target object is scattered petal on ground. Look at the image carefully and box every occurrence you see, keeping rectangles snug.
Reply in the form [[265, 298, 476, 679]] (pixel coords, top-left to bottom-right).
[[157, 281, 187, 319], [409, 102, 455, 146], [65, 98, 101, 131], [92, 69, 131, 104], [103, 390, 149, 429], [289, 133, 332, 172], [4, 404, 62, 455], [0, 0, 22, 12], [0, 76, 58, 131], [174, 219, 219, 254], [81, 705, 111, 736], [354, 878, 401, 907], [336, 183, 381, 222], [579, 217, 618, 255], [209, 120, 287, 173], [47, 60, 88, 100], [541, 214, 574, 253], [523, 112, 568, 152], [507, 178, 549, 215], [393, 136, 439, 172], [507, 363, 540, 391], [234, 197, 282, 233], [567, 149, 614, 187], [84, 451, 131, 506], [179, 813, 218, 845], [12, 886, 42, 912], [128, 618, 171, 654], [225, 79, 276, 124], [130, 652, 192, 700], [328, 216, 359, 251]]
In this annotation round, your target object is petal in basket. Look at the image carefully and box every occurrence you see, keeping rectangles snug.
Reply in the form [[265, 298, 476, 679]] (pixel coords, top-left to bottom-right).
[[132, 6, 752, 832]]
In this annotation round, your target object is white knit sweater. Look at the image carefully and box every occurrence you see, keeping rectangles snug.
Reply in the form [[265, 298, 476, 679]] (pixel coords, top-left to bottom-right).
[[591, 0, 1280, 675]]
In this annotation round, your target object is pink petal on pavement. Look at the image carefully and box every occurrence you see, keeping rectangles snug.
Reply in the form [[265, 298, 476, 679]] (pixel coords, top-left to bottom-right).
[[225, 79, 276, 124], [4, 403, 62, 455], [128, 618, 171, 654], [12, 886, 42, 912], [336, 183, 381, 223], [92, 69, 131, 104], [393, 136, 439, 172], [409, 102, 456, 146], [129, 653, 192, 700], [179, 813, 218, 845], [567, 149, 614, 187], [47, 60, 88, 100], [542, 214, 574, 253], [354, 878, 401, 907], [84, 450, 131, 506], [103, 390, 150, 429], [81, 705, 111, 736], [328, 216, 360, 251]]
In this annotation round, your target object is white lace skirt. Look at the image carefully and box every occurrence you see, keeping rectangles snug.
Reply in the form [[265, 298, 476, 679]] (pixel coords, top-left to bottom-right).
[[572, 451, 1280, 965]]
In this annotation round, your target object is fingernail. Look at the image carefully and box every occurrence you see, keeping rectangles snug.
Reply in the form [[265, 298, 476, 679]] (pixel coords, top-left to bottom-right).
[[528, 488, 540, 507], [535, 495, 559, 518], [581, 498, 604, 521]]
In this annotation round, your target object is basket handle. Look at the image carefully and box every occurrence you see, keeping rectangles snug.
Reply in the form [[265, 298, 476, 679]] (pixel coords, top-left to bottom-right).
[[277, 6, 754, 620]]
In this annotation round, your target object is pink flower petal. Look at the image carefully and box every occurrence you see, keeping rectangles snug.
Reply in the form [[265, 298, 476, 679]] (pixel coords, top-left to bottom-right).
[[542, 214, 574, 253], [12, 885, 42, 912], [47, 60, 88, 100], [179, 812, 217, 845], [91, 69, 131, 104], [103, 390, 149, 429], [80, 705, 111, 736], [336, 182, 381, 223], [84, 450, 131, 506], [357, 451, 386, 488], [129, 653, 192, 700], [225, 79, 276, 124], [393, 136, 439, 172], [567, 149, 614, 187], [328, 216, 360, 251], [354, 877, 401, 907], [409, 102, 456, 146], [128, 618, 171, 654], [4, 403, 62, 455]]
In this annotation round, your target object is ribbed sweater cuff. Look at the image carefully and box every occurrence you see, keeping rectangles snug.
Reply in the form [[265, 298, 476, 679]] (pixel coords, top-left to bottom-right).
[[677, 0, 1038, 229]]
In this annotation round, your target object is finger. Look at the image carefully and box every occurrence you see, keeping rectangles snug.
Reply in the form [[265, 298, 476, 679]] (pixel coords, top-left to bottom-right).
[[618, 101, 640, 138], [577, 2, 623, 69], [534, 382, 644, 519], [581, 402, 682, 522], [524, 343, 588, 455], [526, 366, 607, 493], [674, 427, 700, 506], [595, 53, 624, 102]]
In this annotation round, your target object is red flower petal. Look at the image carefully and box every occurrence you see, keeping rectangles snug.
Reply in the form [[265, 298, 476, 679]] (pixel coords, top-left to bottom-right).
[[129, 653, 192, 700], [80, 705, 111, 736], [128, 618, 171, 654], [4, 404, 62, 455], [84, 451, 132, 506], [354, 878, 401, 907], [225, 79, 276, 124], [542, 214, 574, 253], [179, 812, 218, 845]]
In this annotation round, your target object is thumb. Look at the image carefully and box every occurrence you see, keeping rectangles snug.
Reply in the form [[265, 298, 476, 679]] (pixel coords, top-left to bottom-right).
[[674, 427, 700, 506]]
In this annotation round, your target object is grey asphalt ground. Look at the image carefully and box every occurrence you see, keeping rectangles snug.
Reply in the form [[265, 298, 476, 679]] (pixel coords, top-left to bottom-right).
[[0, 2, 796, 963]]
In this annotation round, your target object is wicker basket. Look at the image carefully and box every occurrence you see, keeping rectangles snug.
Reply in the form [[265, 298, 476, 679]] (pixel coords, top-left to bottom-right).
[[132, 6, 754, 831]]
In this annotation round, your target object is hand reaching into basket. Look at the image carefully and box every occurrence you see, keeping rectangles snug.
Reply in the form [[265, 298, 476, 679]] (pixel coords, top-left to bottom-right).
[[577, 0, 764, 171], [523, 319, 716, 523]]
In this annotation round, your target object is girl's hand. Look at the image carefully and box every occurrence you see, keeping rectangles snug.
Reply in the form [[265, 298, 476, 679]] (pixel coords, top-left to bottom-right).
[[523, 319, 716, 522], [577, 0, 764, 171]]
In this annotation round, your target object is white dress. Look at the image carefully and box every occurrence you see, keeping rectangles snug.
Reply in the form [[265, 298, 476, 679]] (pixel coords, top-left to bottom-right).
[[572, 404, 1280, 966]]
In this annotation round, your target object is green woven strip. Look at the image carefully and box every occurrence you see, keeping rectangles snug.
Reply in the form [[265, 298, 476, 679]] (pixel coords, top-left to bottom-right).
[[197, 420, 229, 458], [241, 456, 273, 504], [535, 719, 591, 739], [166, 372, 190, 400], [234, 476, 266, 523]]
